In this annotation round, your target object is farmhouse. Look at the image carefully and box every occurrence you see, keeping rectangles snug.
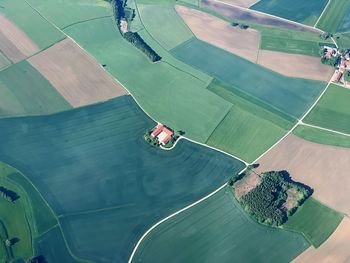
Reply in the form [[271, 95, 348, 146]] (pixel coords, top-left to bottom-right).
[[324, 46, 338, 59], [151, 123, 174, 145]]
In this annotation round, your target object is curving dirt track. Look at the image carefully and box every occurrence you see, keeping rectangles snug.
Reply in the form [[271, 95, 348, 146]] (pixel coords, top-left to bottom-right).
[[176, 5, 260, 62], [257, 50, 334, 81], [28, 38, 127, 107], [293, 218, 350, 263], [0, 14, 39, 63], [256, 134, 350, 216]]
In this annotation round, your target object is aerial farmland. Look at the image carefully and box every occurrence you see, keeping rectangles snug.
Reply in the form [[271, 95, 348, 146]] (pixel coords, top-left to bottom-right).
[[0, 0, 350, 262]]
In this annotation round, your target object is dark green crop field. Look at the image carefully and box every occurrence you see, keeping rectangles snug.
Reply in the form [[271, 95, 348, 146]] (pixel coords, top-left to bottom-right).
[[172, 38, 326, 118], [0, 95, 244, 262], [133, 186, 309, 263], [0, 61, 71, 117], [251, 0, 328, 26], [284, 198, 343, 248], [316, 0, 350, 33]]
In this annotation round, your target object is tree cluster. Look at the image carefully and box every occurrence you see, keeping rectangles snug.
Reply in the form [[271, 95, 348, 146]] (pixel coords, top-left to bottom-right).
[[240, 171, 312, 226], [123, 32, 161, 62], [0, 186, 19, 203]]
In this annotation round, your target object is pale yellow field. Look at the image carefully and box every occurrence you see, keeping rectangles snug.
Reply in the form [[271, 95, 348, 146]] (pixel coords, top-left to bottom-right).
[[28, 38, 127, 107]]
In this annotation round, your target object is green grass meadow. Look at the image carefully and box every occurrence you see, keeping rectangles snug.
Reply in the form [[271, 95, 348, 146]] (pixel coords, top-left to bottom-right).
[[284, 198, 343, 248], [26, 0, 113, 29], [172, 38, 326, 118], [137, 3, 193, 50], [0, 61, 72, 117], [0, 53, 11, 71], [206, 80, 294, 162], [65, 17, 230, 142], [316, 0, 350, 33], [304, 84, 350, 134], [133, 186, 309, 263], [251, 0, 328, 26], [293, 125, 350, 148], [1, 0, 65, 49]]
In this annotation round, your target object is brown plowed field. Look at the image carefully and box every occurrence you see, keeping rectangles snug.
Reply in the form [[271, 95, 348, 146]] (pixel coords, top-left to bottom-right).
[[28, 38, 127, 107], [219, 0, 259, 8], [293, 218, 350, 263], [176, 5, 260, 62], [257, 50, 334, 81], [0, 14, 39, 63], [256, 134, 350, 216]]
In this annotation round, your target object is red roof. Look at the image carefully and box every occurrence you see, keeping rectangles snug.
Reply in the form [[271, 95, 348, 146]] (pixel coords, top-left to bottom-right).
[[151, 124, 164, 137], [162, 127, 173, 136]]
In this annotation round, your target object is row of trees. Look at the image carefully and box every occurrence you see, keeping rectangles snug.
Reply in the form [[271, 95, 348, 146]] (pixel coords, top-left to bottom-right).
[[239, 171, 312, 226]]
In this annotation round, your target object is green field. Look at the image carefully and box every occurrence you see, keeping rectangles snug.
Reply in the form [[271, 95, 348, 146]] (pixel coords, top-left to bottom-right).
[[336, 33, 350, 50], [26, 0, 113, 29], [0, 162, 59, 262], [137, 3, 193, 50], [65, 17, 229, 142], [251, 0, 328, 26], [0, 95, 244, 262], [316, 0, 350, 33], [206, 80, 294, 162], [0, 53, 11, 71], [133, 186, 309, 262], [293, 125, 350, 148], [172, 38, 326, 118], [304, 84, 350, 134], [284, 198, 343, 248], [1, 0, 65, 49], [178, 0, 199, 7], [0, 61, 71, 117]]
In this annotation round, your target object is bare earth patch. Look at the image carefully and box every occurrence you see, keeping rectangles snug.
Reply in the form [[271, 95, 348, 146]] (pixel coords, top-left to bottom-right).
[[28, 38, 127, 107], [234, 172, 261, 199], [0, 14, 39, 63], [293, 218, 350, 263], [176, 5, 260, 62], [283, 188, 299, 210], [257, 50, 334, 81], [202, 0, 320, 33], [256, 134, 350, 216], [218, 0, 260, 8]]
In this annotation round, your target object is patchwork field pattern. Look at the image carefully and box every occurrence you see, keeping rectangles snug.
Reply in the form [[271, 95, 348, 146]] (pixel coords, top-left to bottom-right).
[[206, 80, 294, 162], [0, 96, 244, 262], [316, 0, 350, 33], [28, 38, 127, 107], [257, 134, 350, 215], [284, 198, 343, 248], [133, 187, 309, 263], [176, 5, 260, 62], [0, 61, 71, 117], [0, 14, 39, 63], [294, 218, 350, 263], [137, 3, 193, 50], [65, 17, 230, 142], [304, 84, 350, 134], [293, 125, 350, 148], [172, 38, 326, 118], [251, 0, 329, 26], [257, 50, 333, 81], [0, 0, 64, 49]]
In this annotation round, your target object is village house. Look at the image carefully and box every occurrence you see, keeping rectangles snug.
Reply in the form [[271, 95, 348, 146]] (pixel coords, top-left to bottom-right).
[[151, 123, 174, 145], [324, 46, 338, 59]]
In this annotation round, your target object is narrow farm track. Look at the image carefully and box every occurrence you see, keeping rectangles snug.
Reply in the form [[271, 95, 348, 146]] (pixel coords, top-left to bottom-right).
[[15, 1, 343, 262], [299, 122, 350, 138], [313, 0, 332, 28]]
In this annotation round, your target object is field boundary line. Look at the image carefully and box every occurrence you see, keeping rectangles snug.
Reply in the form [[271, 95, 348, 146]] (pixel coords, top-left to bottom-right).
[[314, 0, 331, 28], [299, 122, 350, 137], [212, 0, 324, 33], [128, 167, 246, 263], [61, 15, 113, 30]]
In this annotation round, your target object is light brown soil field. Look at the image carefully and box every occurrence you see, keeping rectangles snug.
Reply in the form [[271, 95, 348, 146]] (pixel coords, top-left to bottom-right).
[[293, 218, 350, 263], [28, 38, 127, 107], [218, 0, 259, 8], [234, 172, 261, 199], [176, 5, 260, 62], [201, 0, 320, 33], [256, 134, 350, 216], [0, 14, 39, 63], [257, 50, 334, 81]]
